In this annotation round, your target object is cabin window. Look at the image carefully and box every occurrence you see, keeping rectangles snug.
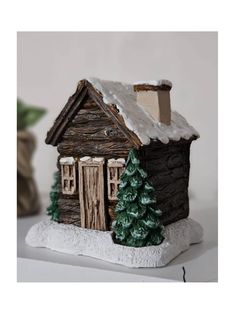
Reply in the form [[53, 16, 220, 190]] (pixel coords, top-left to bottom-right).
[[107, 158, 125, 200], [60, 157, 76, 195]]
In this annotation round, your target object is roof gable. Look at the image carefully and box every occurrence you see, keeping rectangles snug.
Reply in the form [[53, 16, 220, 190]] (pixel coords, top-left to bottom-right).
[[45, 80, 141, 147], [46, 78, 199, 147]]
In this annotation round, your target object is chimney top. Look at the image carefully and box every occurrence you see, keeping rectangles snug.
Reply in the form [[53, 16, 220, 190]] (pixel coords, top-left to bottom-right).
[[133, 79, 172, 92], [134, 79, 172, 125]]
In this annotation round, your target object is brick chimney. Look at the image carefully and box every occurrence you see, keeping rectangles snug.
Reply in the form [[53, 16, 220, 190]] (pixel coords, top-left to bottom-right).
[[133, 80, 172, 125]]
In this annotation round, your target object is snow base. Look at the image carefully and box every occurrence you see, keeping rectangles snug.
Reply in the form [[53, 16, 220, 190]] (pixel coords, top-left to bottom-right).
[[25, 218, 203, 268]]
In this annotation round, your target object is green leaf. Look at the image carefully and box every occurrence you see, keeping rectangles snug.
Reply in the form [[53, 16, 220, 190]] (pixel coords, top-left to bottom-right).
[[117, 212, 133, 229], [111, 219, 117, 229], [115, 201, 126, 212], [137, 168, 148, 179], [122, 187, 138, 202], [125, 162, 138, 176], [140, 213, 160, 229], [47, 171, 60, 220], [127, 149, 140, 165], [126, 236, 146, 247], [146, 230, 164, 246], [119, 174, 129, 188], [119, 181, 128, 189], [130, 175, 143, 189], [46, 205, 53, 215], [17, 99, 46, 130], [24, 107, 46, 128], [130, 223, 149, 240], [143, 181, 155, 192], [139, 192, 156, 205], [149, 206, 162, 216], [127, 202, 146, 218], [116, 191, 123, 200], [115, 227, 130, 242], [52, 210, 60, 222]]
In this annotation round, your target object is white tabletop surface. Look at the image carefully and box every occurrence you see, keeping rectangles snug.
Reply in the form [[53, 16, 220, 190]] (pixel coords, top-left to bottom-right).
[[17, 197, 218, 282]]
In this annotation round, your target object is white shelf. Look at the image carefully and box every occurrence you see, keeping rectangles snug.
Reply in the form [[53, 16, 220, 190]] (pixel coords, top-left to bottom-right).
[[17, 198, 218, 282]]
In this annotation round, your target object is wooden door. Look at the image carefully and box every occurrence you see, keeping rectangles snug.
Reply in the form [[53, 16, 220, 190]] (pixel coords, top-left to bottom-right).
[[78, 157, 107, 231]]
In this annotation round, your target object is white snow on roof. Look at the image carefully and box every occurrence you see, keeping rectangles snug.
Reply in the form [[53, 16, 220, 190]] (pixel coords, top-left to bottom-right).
[[88, 77, 199, 145], [134, 79, 172, 88]]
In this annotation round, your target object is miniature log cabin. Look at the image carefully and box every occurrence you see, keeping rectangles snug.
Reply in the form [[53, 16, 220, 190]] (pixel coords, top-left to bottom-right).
[[46, 78, 199, 231]]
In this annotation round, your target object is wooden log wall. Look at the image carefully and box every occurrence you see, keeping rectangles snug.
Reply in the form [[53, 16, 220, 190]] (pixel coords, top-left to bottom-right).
[[138, 138, 193, 225], [57, 95, 132, 158], [56, 167, 81, 226], [57, 95, 131, 226], [102, 138, 195, 227], [55, 92, 195, 228]]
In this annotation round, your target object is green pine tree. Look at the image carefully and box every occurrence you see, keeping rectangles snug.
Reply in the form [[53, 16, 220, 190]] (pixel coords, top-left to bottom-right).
[[47, 172, 60, 222], [112, 149, 164, 247]]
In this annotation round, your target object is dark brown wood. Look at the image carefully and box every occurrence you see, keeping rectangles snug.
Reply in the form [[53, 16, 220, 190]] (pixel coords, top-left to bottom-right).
[[57, 96, 133, 158], [45, 80, 87, 146], [107, 201, 117, 229], [133, 83, 172, 92], [58, 198, 80, 212], [59, 210, 81, 226], [87, 82, 141, 148], [108, 202, 117, 220], [58, 194, 81, 225], [57, 137, 195, 228], [59, 192, 78, 199], [138, 138, 194, 225], [58, 141, 130, 158], [63, 126, 126, 141], [45, 80, 141, 148], [72, 108, 110, 125]]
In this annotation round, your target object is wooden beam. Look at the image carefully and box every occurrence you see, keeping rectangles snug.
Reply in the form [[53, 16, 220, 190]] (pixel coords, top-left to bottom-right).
[[45, 81, 87, 146]]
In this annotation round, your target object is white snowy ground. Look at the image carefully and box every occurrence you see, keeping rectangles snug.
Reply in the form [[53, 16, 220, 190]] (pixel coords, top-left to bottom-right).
[[25, 218, 203, 268]]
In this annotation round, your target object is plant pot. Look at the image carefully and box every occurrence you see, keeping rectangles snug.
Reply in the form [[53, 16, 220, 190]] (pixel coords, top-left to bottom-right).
[[17, 130, 41, 217]]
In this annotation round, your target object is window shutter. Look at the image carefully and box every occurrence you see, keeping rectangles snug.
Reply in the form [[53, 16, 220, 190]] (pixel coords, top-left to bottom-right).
[[60, 157, 76, 195], [107, 158, 125, 201]]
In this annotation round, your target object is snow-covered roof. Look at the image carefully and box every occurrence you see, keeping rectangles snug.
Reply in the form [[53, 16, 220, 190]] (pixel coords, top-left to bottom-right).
[[88, 78, 199, 145], [134, 79, 172, 88]]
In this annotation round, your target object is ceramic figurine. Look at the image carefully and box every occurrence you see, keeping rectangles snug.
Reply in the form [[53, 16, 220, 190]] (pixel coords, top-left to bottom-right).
[[26, 78, 203, 267]]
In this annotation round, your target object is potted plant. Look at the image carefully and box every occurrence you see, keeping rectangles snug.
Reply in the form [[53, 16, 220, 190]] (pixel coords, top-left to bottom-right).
[[17, 99, 46, 216]]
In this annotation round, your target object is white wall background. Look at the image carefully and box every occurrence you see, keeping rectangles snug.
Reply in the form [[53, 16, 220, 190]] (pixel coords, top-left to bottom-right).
[[17, 32, 217, 205]]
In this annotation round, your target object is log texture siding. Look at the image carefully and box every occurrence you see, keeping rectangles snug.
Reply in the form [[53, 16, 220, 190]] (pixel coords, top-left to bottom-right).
[[57, 95, 133, 158], [56, 94, 194, 227], [138, 139, 193, 225], [57, 95, 131, 226]]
